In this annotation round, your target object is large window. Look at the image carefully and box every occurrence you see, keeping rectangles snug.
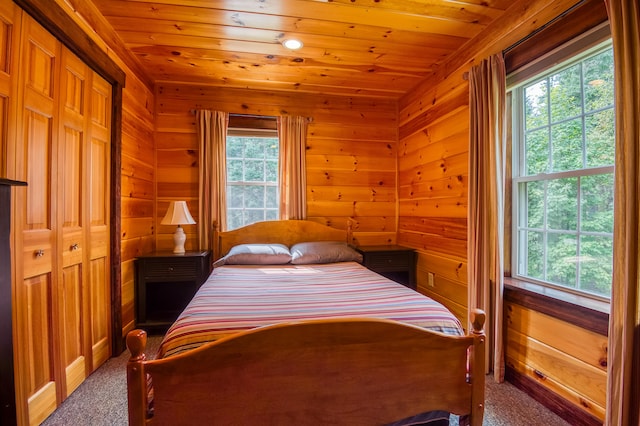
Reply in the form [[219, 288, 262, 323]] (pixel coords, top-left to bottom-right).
[[510, 41, 615, 299], [226, 132, 279, 230]]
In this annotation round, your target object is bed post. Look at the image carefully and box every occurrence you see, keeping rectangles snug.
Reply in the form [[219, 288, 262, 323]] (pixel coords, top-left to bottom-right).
[[469, 309, 486, 426], [126, 329, 149, 426]]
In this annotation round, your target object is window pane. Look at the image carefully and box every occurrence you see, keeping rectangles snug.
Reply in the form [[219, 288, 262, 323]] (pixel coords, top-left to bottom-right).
[[525, 181, 545, 229], [246, 186, 265, 208], [584, 49, 614, 112], [525, 80, 548, 130], [522, 230, 544, 280], [265, 140, 278, 159], [525, 128, 549, 175], [581, 174, 614, 233], [227, 159, 244, 181], [579, 235, 612, 296], [547, 178, 577, 231], [227, 185, 244, 208], [244, 160, 265, 181], [227, 137, 244, 157], [265, 209, 278, 220], [550, 65, 582, 122], [246, 209, 265, 224], [266, 159, 278, 181], [546, 233, 577, 288], [227, 210, 244, 230], [245, 138, 266, 158], [585, 109, 615, 167], [551, 118, 583, 172], [266, 186, 278, 208]]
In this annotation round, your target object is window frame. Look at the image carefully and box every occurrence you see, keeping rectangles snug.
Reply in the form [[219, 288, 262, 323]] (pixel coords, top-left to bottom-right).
[[225, 126, 280, 231], [507, 23, 614, 305]]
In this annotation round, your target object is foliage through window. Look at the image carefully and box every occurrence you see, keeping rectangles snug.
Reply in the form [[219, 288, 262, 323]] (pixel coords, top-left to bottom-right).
[[511, 42, 614, 299], [226, 134, 279, 230]]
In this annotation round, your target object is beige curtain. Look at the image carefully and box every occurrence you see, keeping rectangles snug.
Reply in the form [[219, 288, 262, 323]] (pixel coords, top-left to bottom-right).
[[277, 115, 308, 219], [605, 0, 640, 424], [196, 110, 228, 251], [467, 54, 506, 382]]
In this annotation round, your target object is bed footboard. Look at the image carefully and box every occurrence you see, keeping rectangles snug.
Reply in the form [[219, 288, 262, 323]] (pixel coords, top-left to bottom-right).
[[127, 310, 485, 426]]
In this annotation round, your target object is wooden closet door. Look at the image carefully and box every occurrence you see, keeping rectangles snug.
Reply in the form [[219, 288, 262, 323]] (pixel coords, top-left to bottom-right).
[[57, 47, 89, 397], [13, 14, 61, 426], [87, 71, 111, 371]]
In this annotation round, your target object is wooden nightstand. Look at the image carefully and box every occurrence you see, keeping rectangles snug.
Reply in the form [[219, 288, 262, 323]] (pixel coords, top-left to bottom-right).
[[135, 251, 211, 333], [356, 245, 417, 290]]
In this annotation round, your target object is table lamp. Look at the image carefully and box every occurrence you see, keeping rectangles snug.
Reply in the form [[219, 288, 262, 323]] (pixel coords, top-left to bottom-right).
[[161, 201, 196, 254]]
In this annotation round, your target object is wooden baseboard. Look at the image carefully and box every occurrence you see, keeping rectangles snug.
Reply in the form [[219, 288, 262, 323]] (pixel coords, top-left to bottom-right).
[[505, 366, 603, 426]]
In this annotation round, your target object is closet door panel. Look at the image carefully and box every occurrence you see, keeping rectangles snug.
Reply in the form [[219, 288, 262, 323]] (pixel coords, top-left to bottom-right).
[[58, 48, 88, 395], [23, 274, 56, 426], [89, 258, 109, 368], [60, 264, 84, 395], [88, 73, 111, 370], [15, 16, 60, 425]]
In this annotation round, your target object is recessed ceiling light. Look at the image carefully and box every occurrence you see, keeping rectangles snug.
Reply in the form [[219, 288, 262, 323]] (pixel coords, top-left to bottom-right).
[[282, 39, 303, 50]]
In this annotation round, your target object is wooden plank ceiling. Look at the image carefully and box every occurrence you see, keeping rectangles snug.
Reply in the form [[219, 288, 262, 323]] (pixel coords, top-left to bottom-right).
[[92, 0, 514, 98]]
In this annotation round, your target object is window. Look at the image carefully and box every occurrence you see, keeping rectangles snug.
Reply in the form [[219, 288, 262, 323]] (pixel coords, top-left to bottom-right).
[[510, 41, 615, 299], [226, 131, 279, 230]]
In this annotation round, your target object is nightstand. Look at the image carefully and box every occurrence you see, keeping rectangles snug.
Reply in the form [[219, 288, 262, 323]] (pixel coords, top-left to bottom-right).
[[135, 251, 211, 333], [356, 245, 417, 290]]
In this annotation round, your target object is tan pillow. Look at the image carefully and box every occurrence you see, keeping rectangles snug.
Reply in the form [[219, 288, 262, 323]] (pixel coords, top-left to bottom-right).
[[290, 241, 363, 265]]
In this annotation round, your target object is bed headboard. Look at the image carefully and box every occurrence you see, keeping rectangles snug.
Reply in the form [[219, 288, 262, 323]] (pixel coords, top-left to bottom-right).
[[214, 220, 352, 260]]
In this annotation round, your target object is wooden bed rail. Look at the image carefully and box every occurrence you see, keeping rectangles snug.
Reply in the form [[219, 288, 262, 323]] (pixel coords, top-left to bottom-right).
[[126, 311, 486, 426]]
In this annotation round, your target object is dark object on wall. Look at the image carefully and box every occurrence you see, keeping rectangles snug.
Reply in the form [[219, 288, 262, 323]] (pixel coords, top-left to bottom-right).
[[0, 178, 27, 426]]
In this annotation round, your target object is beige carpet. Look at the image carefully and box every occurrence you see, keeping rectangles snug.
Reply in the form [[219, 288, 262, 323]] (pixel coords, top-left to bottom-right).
[[41, 336, 571, 426]]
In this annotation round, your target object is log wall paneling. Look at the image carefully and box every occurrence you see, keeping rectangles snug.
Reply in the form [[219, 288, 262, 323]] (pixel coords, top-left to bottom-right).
[[396, 0, 606, 421], [505, 301, 607, 422], [154, 83, 398, 249]]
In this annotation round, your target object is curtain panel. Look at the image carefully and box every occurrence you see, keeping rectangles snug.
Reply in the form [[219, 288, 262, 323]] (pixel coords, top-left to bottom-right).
[[467, 54, 507, 382], [605, 0, 640, 424], [196, 110, 228, 253], [277, 115, 308, 220]]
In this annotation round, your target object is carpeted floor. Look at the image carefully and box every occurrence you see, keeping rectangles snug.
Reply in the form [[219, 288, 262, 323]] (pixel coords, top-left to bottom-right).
[[41, 336, 571, 426]]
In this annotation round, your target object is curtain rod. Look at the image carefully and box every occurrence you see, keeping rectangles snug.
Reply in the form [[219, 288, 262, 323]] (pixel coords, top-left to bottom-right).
[[190, 110, 276, 119], [189, 110, 312, 122], [502, 0, 588, 55]]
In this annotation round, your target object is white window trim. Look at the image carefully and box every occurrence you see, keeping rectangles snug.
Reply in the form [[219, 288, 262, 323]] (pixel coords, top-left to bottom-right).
[[226, 129, 279, 230], [508, 28, 614, 304]]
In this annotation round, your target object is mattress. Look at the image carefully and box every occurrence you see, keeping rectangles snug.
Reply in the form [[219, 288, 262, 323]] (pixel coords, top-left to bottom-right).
[[158, 261, 463, 358]]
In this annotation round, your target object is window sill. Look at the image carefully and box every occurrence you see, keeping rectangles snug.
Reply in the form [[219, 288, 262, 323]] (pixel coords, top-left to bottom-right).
[[504, 277, 609, 336]]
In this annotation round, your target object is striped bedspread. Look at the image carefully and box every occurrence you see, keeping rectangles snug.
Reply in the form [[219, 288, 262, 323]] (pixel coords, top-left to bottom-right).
[[158, 261, 463, 358]]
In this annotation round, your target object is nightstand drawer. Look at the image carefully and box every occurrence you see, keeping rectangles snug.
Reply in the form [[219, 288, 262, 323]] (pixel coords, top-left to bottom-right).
[[365, 252, 412, 269], [142, 259, 199, 279]]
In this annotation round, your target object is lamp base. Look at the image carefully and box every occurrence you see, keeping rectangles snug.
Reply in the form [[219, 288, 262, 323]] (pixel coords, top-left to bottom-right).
[[173, 225, 187, 254]]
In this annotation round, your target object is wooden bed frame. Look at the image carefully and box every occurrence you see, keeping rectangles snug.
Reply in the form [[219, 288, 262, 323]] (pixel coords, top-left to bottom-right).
[[127, 220, 486, 425], [212, 219, 353, 260]]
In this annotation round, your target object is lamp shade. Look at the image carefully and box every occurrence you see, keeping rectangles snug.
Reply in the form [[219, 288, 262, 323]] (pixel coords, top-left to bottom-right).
[[161, 201, 196, 225]]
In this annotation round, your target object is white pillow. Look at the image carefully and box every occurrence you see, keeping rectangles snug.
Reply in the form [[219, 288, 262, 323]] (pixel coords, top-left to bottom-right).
[[214, 243, 292, 266], [290, 241, 363, 265]]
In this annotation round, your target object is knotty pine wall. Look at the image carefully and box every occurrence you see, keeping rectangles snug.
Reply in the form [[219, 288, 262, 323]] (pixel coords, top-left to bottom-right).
[[154, 83, 398, 252], [53, 0, 156, 337], [119, 76, 155, 335], [398, 0, 605, 423]]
